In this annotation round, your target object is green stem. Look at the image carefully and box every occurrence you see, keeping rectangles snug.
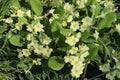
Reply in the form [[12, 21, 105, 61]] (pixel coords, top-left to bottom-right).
[[0, 34, 8, 52]]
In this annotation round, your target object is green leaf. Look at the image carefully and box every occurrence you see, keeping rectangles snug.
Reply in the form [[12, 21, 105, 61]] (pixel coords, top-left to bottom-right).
[[18, 17, 28, 24], [26, 72, 34, 80], [48, 56, 65, 71], [9, 35, 23, 47], [93, 3, 101, 16], [0, 27, 8, 34], [29, 0, 43, 16], [57, 46, 71, 52], [60, 28, 72, 36], [81, 29, 90, 41], [51, 20, 61, 32], [17, 61, 27, 68], [11, 0, 21, 8], [86, 43, 99, 60], [55, 7, 66, 20], [97, 12, 116, 30]]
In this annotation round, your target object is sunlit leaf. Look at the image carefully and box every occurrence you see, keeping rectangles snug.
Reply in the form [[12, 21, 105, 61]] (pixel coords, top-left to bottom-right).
[[48, 56, 65, 71]]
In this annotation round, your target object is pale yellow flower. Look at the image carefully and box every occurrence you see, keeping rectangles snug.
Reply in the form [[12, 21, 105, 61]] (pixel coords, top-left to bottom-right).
[[104, 1, 114, 9], [82, 16, 92, 26], [15, 21, 23, 30], [80, 24, 88, 32], [26, 24, 33, 32], [64, 3, 73, 11], [33, 58, 41, 65], [71, 57, 79, 67], [93, 30, 99, 40], [70, 21, 79, 31], [67, 15, 73, 22], [106, 72, 116, 80], [79, 44, 89, 53], [34, 23, 44, 33], [34, 45, 44, 55], [64, 56, 74, 63], [22, 49, 31, 57], [26, 10, 31, 17], [42, 37, 52, 45], [5, 18, 13, 23], [43, 46, 53, 57], [65, 35, 79, 46], [69, 46, 78, 54], [76, 0, 86, 9], [62, 21, 67, 27], [27, 34, 34, 41], [17, 10, 24, 17], [99, 63, 111, 72], [116, 24, 120, 34]]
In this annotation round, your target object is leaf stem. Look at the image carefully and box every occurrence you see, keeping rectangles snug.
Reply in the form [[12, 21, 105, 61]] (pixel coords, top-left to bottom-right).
[[0, 34, 8, 52]]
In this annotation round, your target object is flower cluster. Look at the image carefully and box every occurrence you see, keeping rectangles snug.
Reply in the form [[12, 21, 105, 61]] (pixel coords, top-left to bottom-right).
[[0, 0, 119, 79], [2, 7, 53, 67]]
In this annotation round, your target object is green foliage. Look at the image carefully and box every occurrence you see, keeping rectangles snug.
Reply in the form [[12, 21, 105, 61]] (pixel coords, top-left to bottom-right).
[[29, 0, 43, 16], [0, 0, 120, 80], [48, 56, 65, 71], [9, 35, 23, 47], [97, 12, 116, 30]]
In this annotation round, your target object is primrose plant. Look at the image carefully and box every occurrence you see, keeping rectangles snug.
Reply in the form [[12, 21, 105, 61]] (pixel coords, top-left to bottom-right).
[[0, 0, 120, 79]]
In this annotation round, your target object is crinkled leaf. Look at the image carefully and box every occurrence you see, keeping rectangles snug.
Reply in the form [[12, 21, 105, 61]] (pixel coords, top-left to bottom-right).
[[86, 43, 99, 60], [29, 0, 43, 16], [97, 12, 116, 30], [48, 56, 65, 71], [9, 35, 23, 47], [17, 61, 27, 68], [0, 27, 8, 33], [18, 17, 28, 24]]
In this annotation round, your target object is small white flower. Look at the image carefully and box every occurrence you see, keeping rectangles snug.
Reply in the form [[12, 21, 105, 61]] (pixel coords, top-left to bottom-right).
[[116, 24, 120, 34], [27, 43, 34, 51], [80, 24, 88, 32], [15, 21, 23, 30], [64, 3, 73, 11], [5, 18, 13, 23], [62, 21, 67, 27], [42, 37, 52, 45], [65, 35, 79, 46], [80, 51, 89, 58], [17, 10, 24, 17], [104, 1, 114, 9], [22, 49, 31, 57], [76, 32, 81, 39], [34, 23, 44, 33], [49, 9, 55, 14], [64, 56, 74, 63], [99, 63, 111, 72], [93, 30, 99, 40], [69, 46, 78, 54], [71, 57, 80, 67], [34, 45, 44, 55], [33, 58, 41, 65], [70, 21, 79, 31], [26, 10, 31, 17], [30, 39, 38, 47], [71, 68, 80, 78], [26, 24, 33, 32], [67, 15, 73, 22], [106, 72, 116, 80], [79, 44, 89, 53], [43, 46, 53, 58], [82, 16, 92, 26], [76, 0, 85, 9], [27, 34, 34, 41]]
